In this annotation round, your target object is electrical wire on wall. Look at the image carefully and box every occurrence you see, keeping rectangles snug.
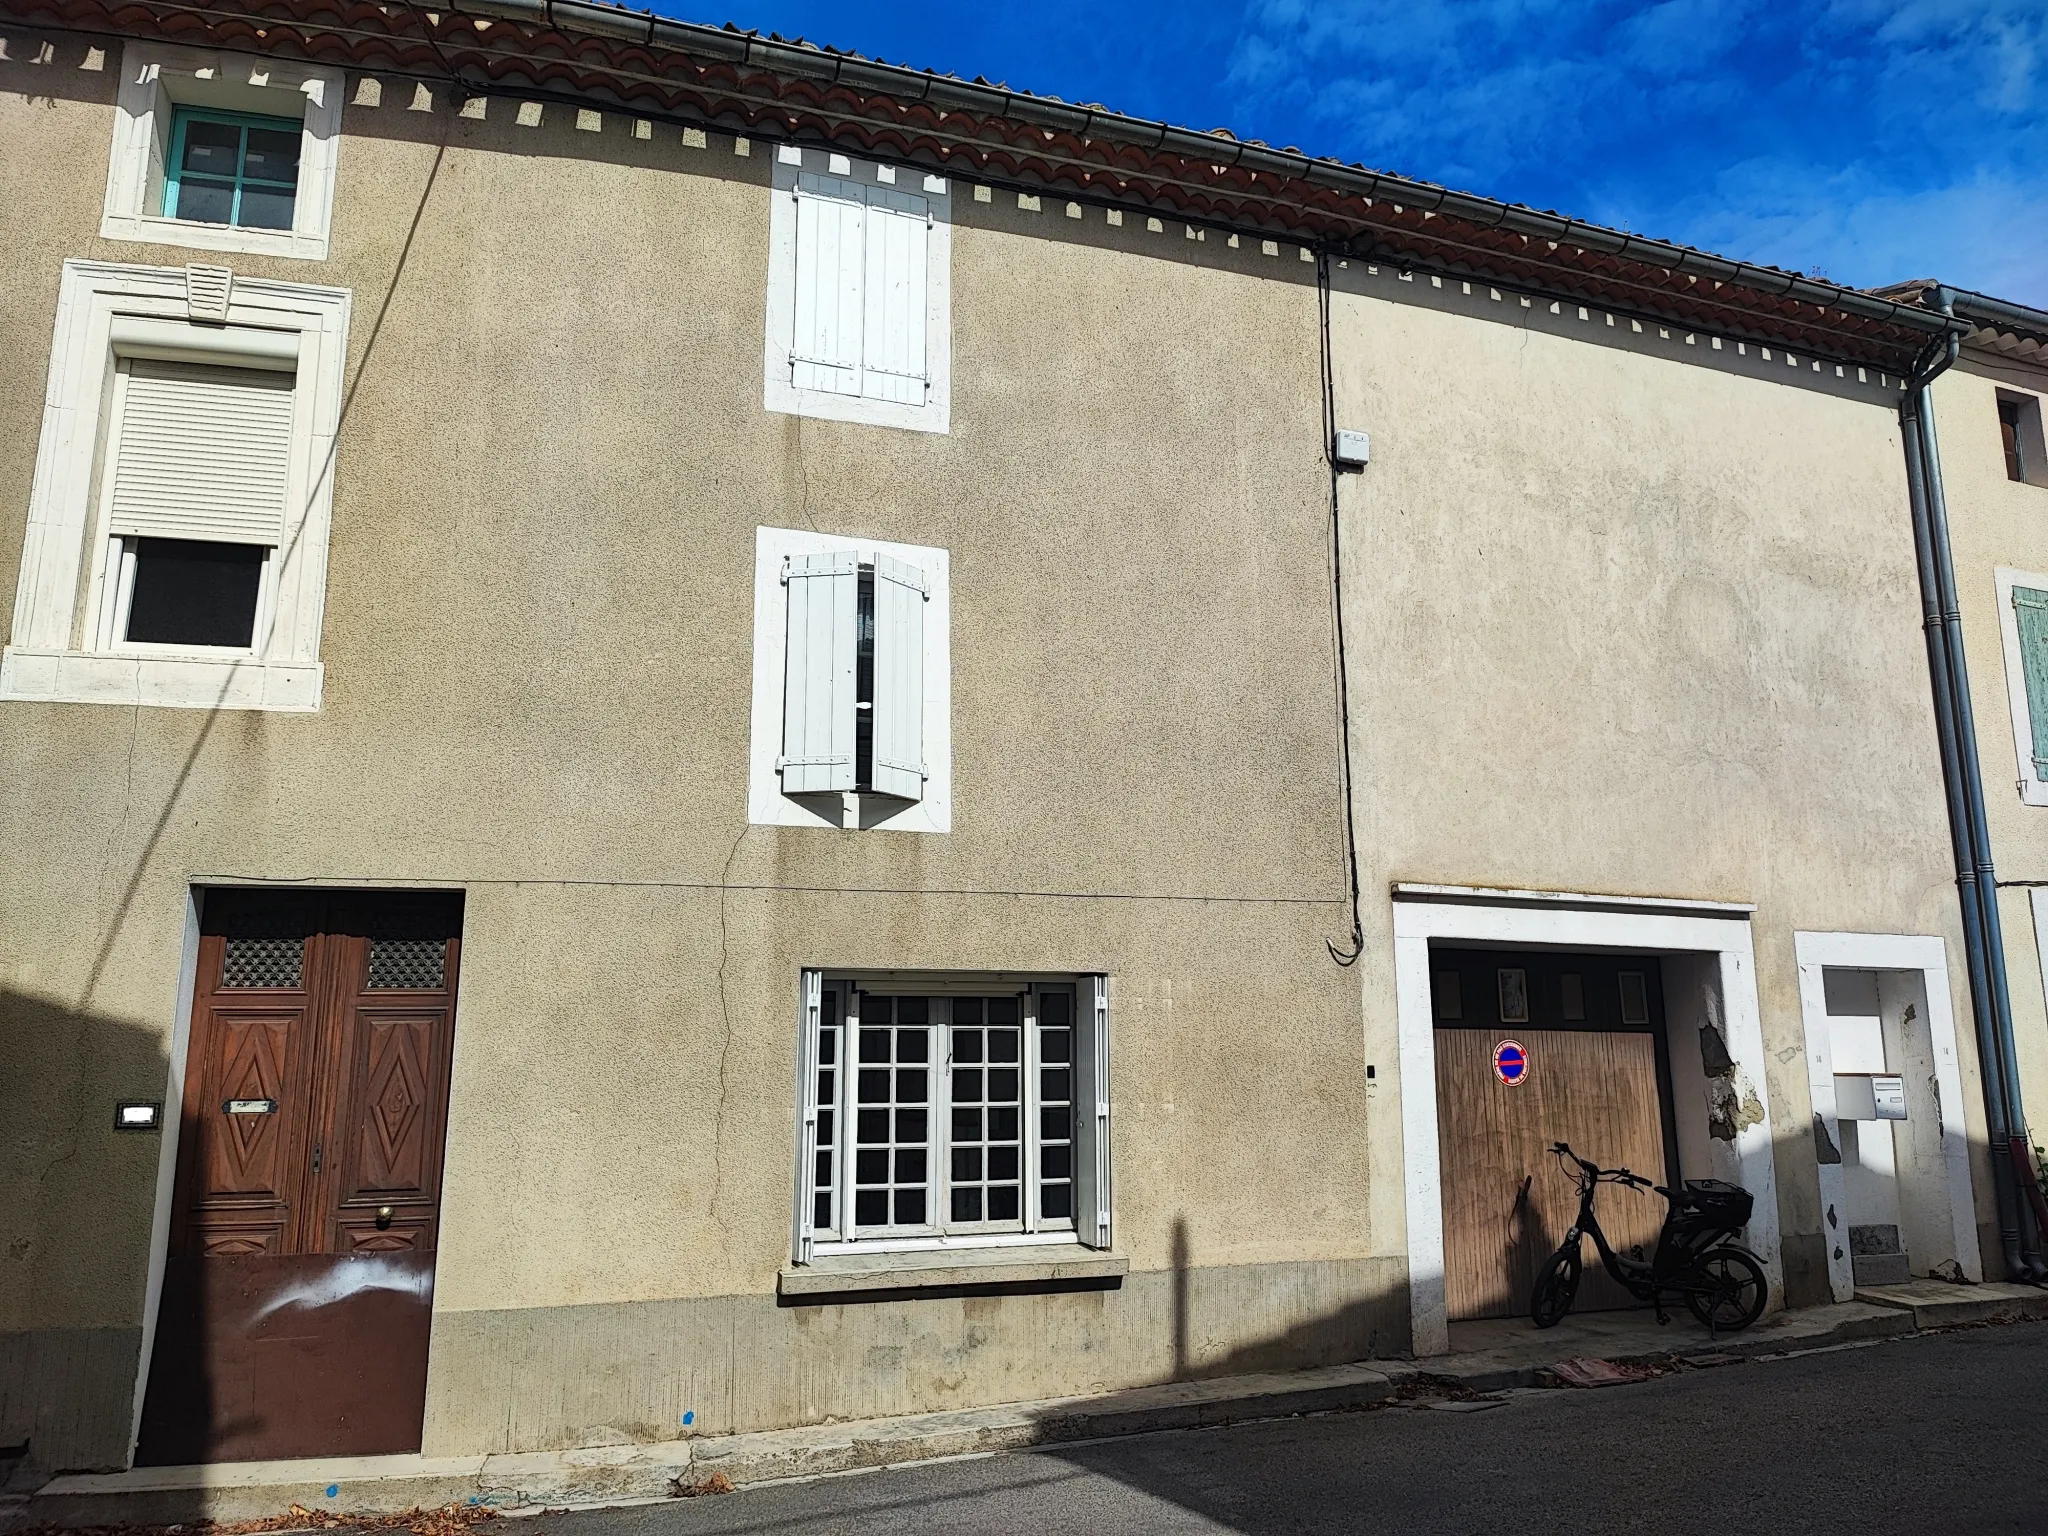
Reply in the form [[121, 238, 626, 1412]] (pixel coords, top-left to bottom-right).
[[1318, 248, 1367, 967]]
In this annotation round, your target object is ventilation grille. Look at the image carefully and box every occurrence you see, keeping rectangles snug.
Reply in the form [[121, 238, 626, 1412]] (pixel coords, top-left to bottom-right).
[[222, 935, 304, 989], [368, 937, 445, 990]]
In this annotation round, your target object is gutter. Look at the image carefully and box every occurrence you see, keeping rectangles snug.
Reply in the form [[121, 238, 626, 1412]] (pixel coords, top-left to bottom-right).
[[442, 0, 1962, 345], [1900, 288, 2045, 1281]]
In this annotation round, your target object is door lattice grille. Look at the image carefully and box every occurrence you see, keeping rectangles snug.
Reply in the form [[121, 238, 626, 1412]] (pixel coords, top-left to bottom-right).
[[367, 938, 445, 990], [222, 936, 304, 989]]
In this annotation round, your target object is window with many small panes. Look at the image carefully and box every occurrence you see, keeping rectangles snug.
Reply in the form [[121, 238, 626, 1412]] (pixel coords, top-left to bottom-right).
[[163, 107, 302, 231], [799, 977, 1103, 1248]]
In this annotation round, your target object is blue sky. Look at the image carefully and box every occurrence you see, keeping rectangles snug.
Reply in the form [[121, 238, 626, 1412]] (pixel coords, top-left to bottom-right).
[[677, 0, 2048, 305]]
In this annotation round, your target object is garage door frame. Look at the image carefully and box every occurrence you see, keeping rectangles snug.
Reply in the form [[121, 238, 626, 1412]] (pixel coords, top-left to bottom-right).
[[1391, 884, 1778, 1355]]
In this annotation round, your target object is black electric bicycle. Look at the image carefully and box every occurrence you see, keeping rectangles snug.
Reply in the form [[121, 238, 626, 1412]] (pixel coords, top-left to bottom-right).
[[1530, 1141, 1769, 1334]]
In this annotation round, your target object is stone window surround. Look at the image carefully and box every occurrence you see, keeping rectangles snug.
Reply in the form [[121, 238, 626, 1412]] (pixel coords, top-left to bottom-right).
[[762, 146, 954, 436], [1, 259, 351, 712], [747, 524, 953, 834], [102, 39, 343, 262], [1994, 565, 2048, 807]]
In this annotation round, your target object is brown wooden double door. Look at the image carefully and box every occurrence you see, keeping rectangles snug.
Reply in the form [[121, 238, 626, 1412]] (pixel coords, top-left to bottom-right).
[[138, 889, 463, 1465], [1432, 948, 1677, 1323]]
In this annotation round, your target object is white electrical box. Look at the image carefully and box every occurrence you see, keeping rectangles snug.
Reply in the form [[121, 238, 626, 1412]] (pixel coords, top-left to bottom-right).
[[1333, 429, 1371, 469]]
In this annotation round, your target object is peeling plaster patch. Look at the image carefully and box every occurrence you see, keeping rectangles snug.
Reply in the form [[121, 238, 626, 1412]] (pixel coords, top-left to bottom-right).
[[1815, 1116, 1841, 1164], [1703, 1022, 1764, 1141], [1827, 1203, 1839, 1230]]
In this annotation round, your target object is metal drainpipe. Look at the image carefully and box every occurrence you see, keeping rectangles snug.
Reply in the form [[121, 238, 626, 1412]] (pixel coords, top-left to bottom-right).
[[1901, 300, 2046, 1280]]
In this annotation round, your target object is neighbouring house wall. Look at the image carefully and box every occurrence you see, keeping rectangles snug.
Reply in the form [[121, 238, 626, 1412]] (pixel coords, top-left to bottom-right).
[[1324, 267, 1986, 1308], [1929, 356, 2048, 1187], [0, 34, 1396, 1467]]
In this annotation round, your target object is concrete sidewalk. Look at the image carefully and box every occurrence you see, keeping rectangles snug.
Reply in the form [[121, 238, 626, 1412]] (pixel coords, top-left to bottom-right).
[[15, 1283, 2046, 1530]]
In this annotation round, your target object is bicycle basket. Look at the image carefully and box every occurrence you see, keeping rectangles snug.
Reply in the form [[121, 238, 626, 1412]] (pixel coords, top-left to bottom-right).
[[1652, 1180, 1754, 1276]]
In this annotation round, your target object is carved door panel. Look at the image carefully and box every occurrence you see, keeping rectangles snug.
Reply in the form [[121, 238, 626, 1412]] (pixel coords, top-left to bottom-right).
[[138, 890, 462, 1466]]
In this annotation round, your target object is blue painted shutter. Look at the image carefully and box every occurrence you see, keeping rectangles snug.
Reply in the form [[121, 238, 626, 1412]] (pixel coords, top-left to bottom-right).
[[869, 554, 927, 802], [780, 552, 858, 793], [2015, 587, 2048, 778]]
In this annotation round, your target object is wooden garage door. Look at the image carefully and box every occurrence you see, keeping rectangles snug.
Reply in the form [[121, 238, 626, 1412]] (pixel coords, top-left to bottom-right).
[[137, 889, 462, 1465], [1436, 1028, 1670, 1321]]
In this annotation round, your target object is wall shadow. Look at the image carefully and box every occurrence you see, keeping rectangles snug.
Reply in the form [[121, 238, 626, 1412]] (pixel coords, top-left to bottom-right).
[[0, 985, 198, 1502]]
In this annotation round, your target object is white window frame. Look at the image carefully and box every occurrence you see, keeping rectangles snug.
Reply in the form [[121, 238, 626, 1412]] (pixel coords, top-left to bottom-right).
[[102, 40, 343, 263], [1994, 566, 2048, 806], [748, 525, 951, 833], [1, 259, 350, 712], [762, 147, 952, 435], [792, 971, 1112, 1265]]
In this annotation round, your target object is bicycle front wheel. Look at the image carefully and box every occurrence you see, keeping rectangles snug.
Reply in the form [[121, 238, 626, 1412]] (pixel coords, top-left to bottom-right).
[[1530, 1243, 1582, 1328], [1684, 1247, 1768, 1332]]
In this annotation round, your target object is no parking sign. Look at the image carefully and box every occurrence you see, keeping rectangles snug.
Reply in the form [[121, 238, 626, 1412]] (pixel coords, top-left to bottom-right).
[[1493, 1038, 1529, 1086]]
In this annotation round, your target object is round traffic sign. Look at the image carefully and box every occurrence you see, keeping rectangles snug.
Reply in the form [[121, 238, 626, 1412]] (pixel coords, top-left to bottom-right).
[[1493, 1038, 1529, 1086]]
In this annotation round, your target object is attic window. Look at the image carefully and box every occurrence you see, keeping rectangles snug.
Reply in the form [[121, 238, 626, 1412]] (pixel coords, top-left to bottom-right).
[[1999, 393, 2047, 489]]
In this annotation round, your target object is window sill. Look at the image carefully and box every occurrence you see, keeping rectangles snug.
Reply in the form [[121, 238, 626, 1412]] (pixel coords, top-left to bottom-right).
[[0, 647, 321, 711], [780, 1243, 1127, 1299], [99, 211, 329, 262]]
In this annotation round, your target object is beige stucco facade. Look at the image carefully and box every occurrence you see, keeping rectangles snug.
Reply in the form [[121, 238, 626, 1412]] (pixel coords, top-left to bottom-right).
[[0, 20, 1998, 1478]]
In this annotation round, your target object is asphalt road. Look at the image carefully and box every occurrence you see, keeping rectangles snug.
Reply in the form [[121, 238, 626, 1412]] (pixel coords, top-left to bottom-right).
[[522, 1320, 2048, 1536]]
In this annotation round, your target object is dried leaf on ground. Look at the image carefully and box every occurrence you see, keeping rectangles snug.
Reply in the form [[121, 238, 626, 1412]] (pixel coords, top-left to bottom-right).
[[667, 1472, 734, 1499]]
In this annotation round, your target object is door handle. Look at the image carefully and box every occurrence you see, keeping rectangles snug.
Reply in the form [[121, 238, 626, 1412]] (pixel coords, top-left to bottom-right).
[[311, 1143, 322, 1173], [376, 1205, 394, 1230]]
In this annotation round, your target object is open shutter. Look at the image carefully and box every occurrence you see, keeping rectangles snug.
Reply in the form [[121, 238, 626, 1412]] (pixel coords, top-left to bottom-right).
[[790, 173, 865, 397], [870, 554, 927, 802], [1073, 975, 1113, 1249], [861, 187, 929, 407], [780, 551, 858, 793], [793, 969, 824, 1264], [107, 360, 294, 546], [2016, 587, 2048, 779]]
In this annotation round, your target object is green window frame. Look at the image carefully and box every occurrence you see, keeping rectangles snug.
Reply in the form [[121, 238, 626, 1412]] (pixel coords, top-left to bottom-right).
[[2013, 586, 2048, 780], [162, 106, 303, 230]]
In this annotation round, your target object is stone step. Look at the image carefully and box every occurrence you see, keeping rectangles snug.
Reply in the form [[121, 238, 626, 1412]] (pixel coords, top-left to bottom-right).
[[1854, 1279, 2048, 1329]]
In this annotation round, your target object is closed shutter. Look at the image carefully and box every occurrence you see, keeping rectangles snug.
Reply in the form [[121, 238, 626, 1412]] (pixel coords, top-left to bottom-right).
[[780, 551, 858, 793], [790, 174, 866, 396], [2015, 586, 2048, 778], [107, 360, 295, 546], [869, 554, 927, 801], [861, 188, 930, 406], [1073, 975, 1113, 1250]]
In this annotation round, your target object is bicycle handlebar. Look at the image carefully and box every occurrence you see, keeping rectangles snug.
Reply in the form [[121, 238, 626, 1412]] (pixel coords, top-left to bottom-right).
[[1551, 1142, 1652, 1189]]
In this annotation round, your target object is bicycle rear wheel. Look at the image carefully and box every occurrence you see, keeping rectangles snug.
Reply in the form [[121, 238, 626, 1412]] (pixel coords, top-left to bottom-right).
[[1530, 1244, 1582, 1328], [1684, 1247, 1768, 1332]]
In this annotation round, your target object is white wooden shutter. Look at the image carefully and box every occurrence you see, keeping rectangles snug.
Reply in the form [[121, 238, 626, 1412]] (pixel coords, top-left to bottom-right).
[[869, 553, 927, 802], [1074, 975, 1113, 1249], [790, 173, 865, 397], [793, 968, 824, 1264], [106, 360, 294, 546], [861, 187, 929, 406], [779, 551, 858, 793]]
